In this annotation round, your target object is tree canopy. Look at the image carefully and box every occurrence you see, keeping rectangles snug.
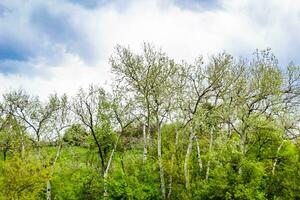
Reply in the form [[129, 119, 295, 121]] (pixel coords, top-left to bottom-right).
[[0, 45, 300, 199]]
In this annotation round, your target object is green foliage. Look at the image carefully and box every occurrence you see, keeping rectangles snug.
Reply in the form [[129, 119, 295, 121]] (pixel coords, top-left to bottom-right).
[[107, 153, 161, 200], [0, 156, 50, 199], [63, 124, 88, 146], [1, 47, 300, 199]]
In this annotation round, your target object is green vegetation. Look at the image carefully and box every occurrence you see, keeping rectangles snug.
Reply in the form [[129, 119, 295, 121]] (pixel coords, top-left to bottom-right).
[[0, 45, 300, 199]]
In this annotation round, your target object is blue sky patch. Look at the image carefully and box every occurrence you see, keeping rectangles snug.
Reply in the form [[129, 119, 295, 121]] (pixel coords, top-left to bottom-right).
[[0, 4, 8, 17], [0, 60, 37, 76], [0, 37, 32, 61], [66, 0, 110, 9], [174, 0, 221, 11]]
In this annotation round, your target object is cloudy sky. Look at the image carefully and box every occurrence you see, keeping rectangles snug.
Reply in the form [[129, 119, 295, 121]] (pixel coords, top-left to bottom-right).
[[0, 0, 300, 99]]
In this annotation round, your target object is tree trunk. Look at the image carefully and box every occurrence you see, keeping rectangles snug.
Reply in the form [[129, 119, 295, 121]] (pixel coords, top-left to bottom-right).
[[3, 149, 7, 161], [205, 127, 213, 180], [194, 135, 203, 172], [104, 133, 121, 178], [227, 122, 232, 138], [90, 128, 105, 173], [184, 131, 194, 190], [240, 133, 246, 155], [272, 142, 284, 175], [37, 135, 41, 158], [238, 132, 246, 175], [46, 141, 62, 200], [46, 180, 51, 200], [143, 123, 147, 163], [21, 139, 25, 159], [167, 127, 179, 199], [103, 133, 121, 198], [120, 152, 126, 174], [157, 122, 166, 199]]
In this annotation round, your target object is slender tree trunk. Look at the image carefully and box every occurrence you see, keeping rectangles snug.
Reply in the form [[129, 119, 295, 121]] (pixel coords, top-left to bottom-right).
[[46, 180, 51, 200], [167, 127, 179, 199], [184, 131, 194, 190], [205, 127, 213, 180], [21, 139, 25, 159], [90, 128, 105, 173], [194, 135, 203, 172], [145, 103, 151, 160], [120, 152, 126, 174], [238, 132, 246, 175], [272, 142, 284, 175], [157, 122, 166, 199], [227, 122, 232, 138], [104, 133, 121, 178], [46, 140, 63, 200], [143, 123, 147, 163], [37, 135, 41, 157], [3, 149, 7, 161], [104, 133, 121, 198], [240, 133, 246, 155]]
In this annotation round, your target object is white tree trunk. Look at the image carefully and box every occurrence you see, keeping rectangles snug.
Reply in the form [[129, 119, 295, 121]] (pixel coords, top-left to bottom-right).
[[272, 142, 284, 175], [167, 128, 179, 199], [46, 180, 51, 200], [184, 131, 194, 190], [157, 123, 166, 199], [238, 132, 246, 175], [194, 135, 203, 172], [104, 134, 121, 178], [104, 133, 121, 198], [46, 141, 62, 200], [143, 123, 147, 163], [21, 140, 25, 159], [240, 133, 246, 155], [205, 128, 213, 180]]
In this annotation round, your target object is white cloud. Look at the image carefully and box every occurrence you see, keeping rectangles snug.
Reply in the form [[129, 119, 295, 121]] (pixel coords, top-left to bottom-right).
[[0, 53, 110, 100], [0, 0, 300, 99]]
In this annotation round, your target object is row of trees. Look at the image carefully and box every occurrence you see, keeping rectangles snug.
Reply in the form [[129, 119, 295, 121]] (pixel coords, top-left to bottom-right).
[[0, 44, 300, 199]]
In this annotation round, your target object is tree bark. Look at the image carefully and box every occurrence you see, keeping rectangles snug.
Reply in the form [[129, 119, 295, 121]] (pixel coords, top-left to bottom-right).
[[194, 135, 203, 172], [21, 139, 25, 159], [167, 127, 179, 199], [157, 122, 166, 199], [205, 127, 213, 180], [90, 128, 105, 173], [103, 133, 122, 198], [46, 141, 62, 200], [104, 133, 121, 178], [238, 132, 246, 175], [46, 180, 51, 200], [272, 142, 284, 175], [143, 123, 147, 163], [184, 131, 194, 190], [240, 132, 246, 155], [37, 134, 41, 158]]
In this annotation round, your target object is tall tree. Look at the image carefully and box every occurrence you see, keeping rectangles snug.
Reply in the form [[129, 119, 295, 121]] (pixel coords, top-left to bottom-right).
[[111, 43, 182, 199]]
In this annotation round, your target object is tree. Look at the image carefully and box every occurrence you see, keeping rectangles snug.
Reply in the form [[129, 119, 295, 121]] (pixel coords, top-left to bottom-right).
[[111, 43, 183, 199], [3, 90, 60, 155]]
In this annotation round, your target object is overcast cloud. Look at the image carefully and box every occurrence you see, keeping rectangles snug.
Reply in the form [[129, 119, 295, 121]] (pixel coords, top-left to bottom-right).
[[0, 0, 300, 99]]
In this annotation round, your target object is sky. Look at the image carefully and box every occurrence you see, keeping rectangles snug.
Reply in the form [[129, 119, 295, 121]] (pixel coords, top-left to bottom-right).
[[0, 0, 300, 99]]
